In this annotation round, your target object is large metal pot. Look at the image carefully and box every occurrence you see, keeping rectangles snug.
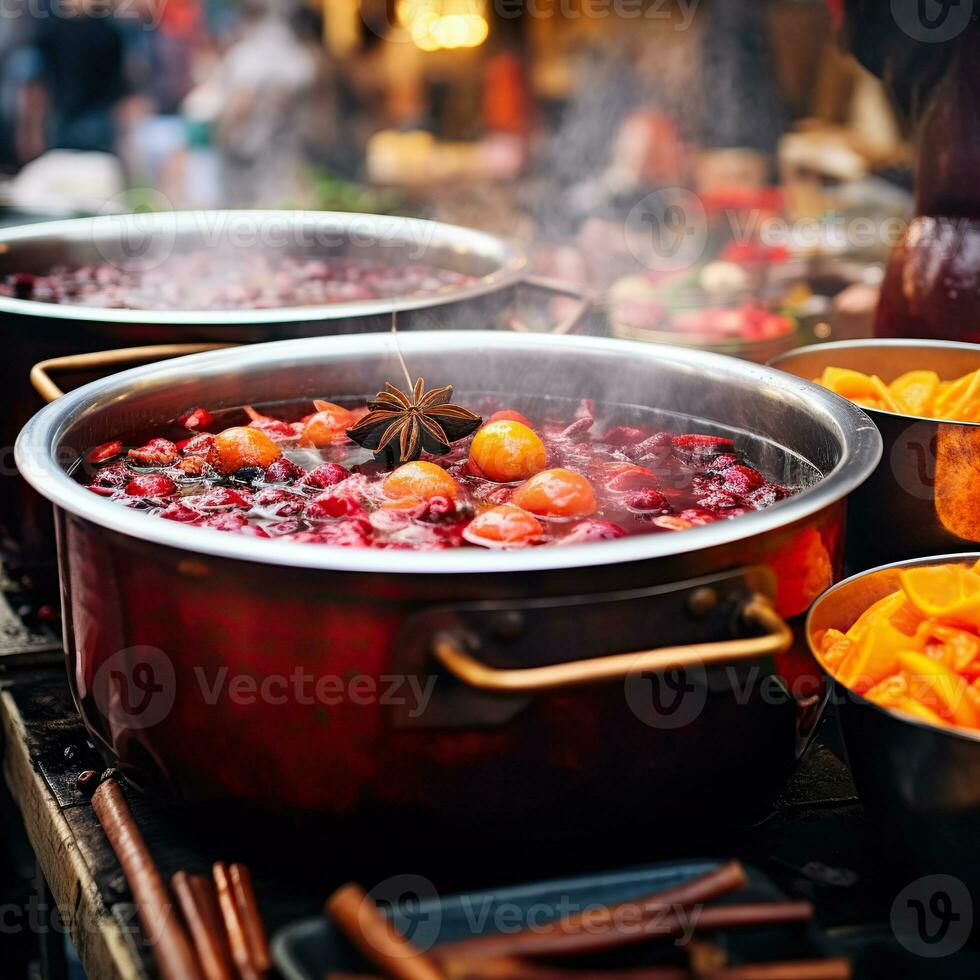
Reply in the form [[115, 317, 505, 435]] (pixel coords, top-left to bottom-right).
[[15, 332, 880, 841], [807, 554, 980, 894], [770, 339, 980, 572], [0, 211, 585, 572]]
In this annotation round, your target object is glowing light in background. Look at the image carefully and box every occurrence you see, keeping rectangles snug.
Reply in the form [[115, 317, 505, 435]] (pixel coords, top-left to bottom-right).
[[397, 0, 490, 51]]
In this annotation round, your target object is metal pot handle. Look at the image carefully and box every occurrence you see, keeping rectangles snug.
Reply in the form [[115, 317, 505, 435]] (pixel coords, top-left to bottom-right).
[[432, 594, 791, 693], [510, 274, 593, 335], [30, 344, 236, 403]]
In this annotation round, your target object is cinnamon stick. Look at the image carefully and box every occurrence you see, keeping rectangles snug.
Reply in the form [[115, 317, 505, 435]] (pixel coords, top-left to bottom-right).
[[90, 779, 204, 980], [326, 882, 445, 980], [328, 964, 848, 980], [229, 864, 272, 974], [172, 872, 235, 980], [433, 862, 753, 963], [435, 902, 813, 962], [719, 959, 851, 980], [214, 862, 263, 980]]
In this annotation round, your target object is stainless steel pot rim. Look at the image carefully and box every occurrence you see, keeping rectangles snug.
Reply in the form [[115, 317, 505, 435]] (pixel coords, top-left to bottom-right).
[[770, 338, 980, 428], [15, 330, 883, 576], [0, 210, 527, 325], [806, 551, 980, 745]]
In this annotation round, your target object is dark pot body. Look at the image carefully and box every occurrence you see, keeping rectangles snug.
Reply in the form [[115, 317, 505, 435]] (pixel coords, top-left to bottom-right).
[[18, 332, 880, 835]]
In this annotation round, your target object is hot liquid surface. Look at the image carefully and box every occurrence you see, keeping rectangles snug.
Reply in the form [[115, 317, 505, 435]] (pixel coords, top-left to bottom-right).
[[75, 394, 820, 551]]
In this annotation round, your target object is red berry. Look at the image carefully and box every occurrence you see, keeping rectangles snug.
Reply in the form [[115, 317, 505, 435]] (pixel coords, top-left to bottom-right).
[[159, 503, 200, 523], [679, 508, 718, 526], [180, 433, 219, 468], [85, 440, 123, 465], [91, 461, 130, 488], [559, 519, 627, 544], [124, 474, 176, 497], [196, 487, 252, 510], [696, 490, 738, 512], [291, 518, 372, 547], [720, 465, 765, 495], [254, 488, 306, 517], [603, 426, 645, 446], [302, 463, 351, 489], [128, 438, 179, 467], [743, 483, 791, 509], [705, 453, 739, 473], [306, 490, 361, 520], [177, 407, 214, 431], [671, 434, 734, 459], [249, 417, 297, 440], [200, 512, 249, 532], [606, 467, 660, 492], [264, 457, 305, 484], [625, 488, 670, 513]]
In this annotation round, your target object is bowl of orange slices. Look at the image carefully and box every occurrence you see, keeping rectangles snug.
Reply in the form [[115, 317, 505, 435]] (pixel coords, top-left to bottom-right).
[[770, 339, 980, 570], [808, 554, 980, 886]]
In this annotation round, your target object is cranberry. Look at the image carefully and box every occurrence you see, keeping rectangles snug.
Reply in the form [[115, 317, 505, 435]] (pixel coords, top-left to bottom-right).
[[625, 488, 670, 513], [177, 407, 214, 431], [124, 474, 176, 497], [606, 467, 660, 492], [254, 488, 305, 517], [559, 519, 627, 544], [696, 490, 738, 512], [302, 463, 351, 489], [240, 525, 271, 538], [85, 440, 123, 465], [249, 417, 297, 440], [181, 433, 219, 467], [705, 453, 739, 473], [291, 518, 372, 547], [264, 457, 305, 484], [671, 434, 734, 460], [159, 503, 200, 523], [200, 512, 249, 532], [128, 438, 179, 467], [678, 508, 718, 526], [422, 495, 457, 520], [559, 417, 594, 438], [91, 461, 130, 488], [743, 483, 791, 509], [627, 432, 674, 460], [306, 490, 361, 520], [197, 487, 252, 510], [175, 456, 213, 477], [720, 465, 765, 495], [603, 425, 645, 446]]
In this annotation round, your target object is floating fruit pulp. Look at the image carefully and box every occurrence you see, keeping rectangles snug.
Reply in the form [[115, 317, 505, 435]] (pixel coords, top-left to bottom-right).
[[814, 366, 980, 422], [815, 561, 980, 732], [75, 394, 814, 551]]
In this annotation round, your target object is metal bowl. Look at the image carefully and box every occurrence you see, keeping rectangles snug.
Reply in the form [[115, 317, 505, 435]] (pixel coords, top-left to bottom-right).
[[0, 211, 583, 571], [807, 553, 980, 890], [770, 339, 980, 572], [14, 331, 880, 831]]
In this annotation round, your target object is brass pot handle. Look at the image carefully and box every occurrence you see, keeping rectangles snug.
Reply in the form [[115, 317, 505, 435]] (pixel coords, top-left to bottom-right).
[[30, 343, 236, 403], [432, 595, 791, 693], [510, 275, 593, 335]]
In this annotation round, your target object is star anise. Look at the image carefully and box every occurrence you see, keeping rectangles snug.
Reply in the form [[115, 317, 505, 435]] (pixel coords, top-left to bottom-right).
[[346, 378, 482, 468]]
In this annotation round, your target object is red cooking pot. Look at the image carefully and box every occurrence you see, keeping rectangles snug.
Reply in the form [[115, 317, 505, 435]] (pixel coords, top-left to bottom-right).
[[15, 332, 880, 843]]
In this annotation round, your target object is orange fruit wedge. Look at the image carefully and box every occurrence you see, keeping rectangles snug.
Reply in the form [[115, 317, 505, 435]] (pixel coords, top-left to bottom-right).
[[889, 370, 940, 416], [899, 563, 980, 628]]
